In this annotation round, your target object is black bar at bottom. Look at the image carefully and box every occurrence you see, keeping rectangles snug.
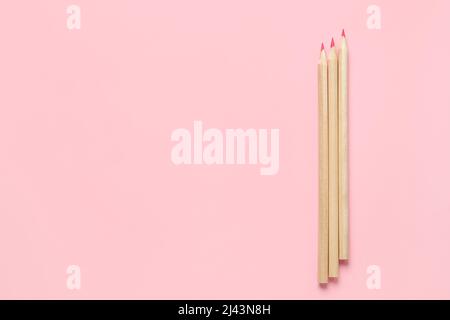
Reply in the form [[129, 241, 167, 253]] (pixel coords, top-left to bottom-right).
[[0, 300, 444, 318]]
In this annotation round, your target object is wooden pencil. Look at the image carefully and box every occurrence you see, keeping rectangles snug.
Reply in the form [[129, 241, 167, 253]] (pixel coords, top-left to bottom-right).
[[338, 30, 349, 260], [328, 38, 339, 277], [318, 43, 329, 284]]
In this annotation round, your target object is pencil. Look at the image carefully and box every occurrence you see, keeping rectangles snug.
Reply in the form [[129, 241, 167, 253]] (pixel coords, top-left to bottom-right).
[[338, 30, 349, 260], [318, 43, 329, 284], [328, 38, 339, 277]]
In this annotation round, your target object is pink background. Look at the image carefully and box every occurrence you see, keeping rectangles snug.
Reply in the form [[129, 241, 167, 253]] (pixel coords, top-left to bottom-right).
[[0, 0, 449, 299]]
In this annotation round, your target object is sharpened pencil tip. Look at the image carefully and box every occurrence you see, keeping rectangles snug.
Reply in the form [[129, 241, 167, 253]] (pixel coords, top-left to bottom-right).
[[321, 43, 325, 51], [342, 29, 346, 37], [330, 38, 335, 48]]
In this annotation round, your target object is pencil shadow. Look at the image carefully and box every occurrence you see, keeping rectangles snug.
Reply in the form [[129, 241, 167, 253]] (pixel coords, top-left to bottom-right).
[[319, 283, 328, 289], [328, 276, 339, 284], [339, 259, 349, 266], [318, 276, 339, 288]]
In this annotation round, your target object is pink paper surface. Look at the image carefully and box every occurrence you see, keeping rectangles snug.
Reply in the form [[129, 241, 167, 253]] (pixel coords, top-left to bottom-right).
[[0, 0, 449, 299]]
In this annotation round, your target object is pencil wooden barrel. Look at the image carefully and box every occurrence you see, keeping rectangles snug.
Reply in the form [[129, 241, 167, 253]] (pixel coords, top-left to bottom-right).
[[327, 41, 339, 278], [338, 35, 349, 260], [318, 47, 329, 283]]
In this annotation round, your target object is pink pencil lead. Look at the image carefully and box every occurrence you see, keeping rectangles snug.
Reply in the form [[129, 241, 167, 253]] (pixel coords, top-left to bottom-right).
[[342, 29, 346, 38], [330, 38, 335, 48], [321, 43, 325, 51]]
